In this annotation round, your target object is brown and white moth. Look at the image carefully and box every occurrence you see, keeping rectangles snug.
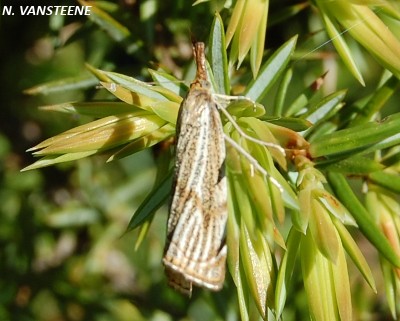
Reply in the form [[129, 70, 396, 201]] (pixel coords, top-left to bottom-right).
[[163, 42, 228, 296]]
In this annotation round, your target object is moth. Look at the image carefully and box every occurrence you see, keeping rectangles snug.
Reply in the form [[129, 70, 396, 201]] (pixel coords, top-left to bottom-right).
[[163, 42, 227, 296]]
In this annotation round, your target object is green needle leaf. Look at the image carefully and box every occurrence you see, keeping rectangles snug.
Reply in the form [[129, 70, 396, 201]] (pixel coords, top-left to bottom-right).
[[127, 170, 173, 232], [245, 36, 297, 102], [328, 172, 400, 268], [209, 12, 229, 95], [310, 113, 400, 158]]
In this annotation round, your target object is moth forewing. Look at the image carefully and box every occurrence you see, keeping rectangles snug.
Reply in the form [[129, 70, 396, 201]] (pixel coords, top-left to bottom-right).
[[163, 42, 284, 296], [163, 42, 228, 295]]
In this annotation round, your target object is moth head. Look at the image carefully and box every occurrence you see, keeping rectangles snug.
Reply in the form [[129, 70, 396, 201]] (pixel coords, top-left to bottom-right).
[[191, 78, 211, 90], [192, 42, 208, 83]]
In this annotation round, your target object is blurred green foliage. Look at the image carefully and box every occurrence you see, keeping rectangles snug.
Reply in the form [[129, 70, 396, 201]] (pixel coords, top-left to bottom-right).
[[1, 0, 400, 320]]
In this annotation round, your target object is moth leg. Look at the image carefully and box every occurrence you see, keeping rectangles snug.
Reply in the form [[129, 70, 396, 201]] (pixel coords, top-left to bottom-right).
[[224, 134, 283, 191], [213, 96, 286, 156]]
